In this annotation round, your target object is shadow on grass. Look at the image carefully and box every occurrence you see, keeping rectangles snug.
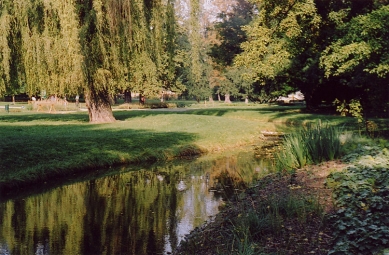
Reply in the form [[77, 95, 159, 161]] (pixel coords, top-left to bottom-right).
[[0, 111, 90, 123], [117, 104, 388, 138], [0, 122, 199, 197], [0, 105, 334, 124], [114, 105, 358, 129], [113, 105, 307, 119]]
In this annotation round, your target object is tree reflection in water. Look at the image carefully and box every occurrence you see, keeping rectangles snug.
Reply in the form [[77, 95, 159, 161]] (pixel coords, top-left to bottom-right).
[[0, 152, 273, 255]]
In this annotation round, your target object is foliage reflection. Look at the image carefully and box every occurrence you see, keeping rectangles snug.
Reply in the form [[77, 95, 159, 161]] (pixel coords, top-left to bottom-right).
[[0, 153, 272, 255]]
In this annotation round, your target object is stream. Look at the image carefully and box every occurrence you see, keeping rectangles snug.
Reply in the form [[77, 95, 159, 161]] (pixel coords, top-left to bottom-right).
[[0, 151, 274, 255]]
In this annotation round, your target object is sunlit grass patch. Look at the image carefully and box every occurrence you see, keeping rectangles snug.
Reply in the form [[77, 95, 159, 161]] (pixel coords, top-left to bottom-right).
[[0, 104, 377, 192]]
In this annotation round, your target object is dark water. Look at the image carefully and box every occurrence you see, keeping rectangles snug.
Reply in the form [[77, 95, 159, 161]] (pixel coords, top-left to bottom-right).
[[0, 152, 273, 255]]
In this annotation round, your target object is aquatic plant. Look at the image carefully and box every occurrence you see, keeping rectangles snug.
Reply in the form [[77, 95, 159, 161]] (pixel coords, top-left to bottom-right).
[[276, 121, 344, 171]]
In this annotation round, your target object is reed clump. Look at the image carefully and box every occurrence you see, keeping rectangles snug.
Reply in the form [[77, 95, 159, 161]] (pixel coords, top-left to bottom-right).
[[276, 121, 344, 171]]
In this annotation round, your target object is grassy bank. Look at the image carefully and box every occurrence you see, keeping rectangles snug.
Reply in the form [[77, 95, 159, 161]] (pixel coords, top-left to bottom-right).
[[0, 102, 381, 193], [175, 131, 389, 255]]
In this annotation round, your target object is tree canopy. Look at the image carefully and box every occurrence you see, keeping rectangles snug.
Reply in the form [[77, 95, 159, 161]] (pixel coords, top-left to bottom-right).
[[320, 4, 389, 114], [0, 0, 179, 122], [1, 0, 388, 120]]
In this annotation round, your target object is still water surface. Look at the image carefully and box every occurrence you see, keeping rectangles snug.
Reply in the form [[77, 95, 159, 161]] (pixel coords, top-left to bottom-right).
[[0, 152, 273, 255]]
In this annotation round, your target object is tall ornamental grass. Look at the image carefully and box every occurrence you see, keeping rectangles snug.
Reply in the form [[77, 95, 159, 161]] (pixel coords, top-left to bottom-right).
[[276, 121, 343, 171]]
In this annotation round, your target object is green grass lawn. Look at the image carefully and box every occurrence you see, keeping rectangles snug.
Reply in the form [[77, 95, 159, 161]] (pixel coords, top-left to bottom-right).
[[0, 101, 382, 192]]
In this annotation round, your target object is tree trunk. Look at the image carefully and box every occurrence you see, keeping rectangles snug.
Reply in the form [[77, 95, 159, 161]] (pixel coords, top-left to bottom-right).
[[85, 88, 116, 123], [139, 94, 145, 105], [224, 94, 231, 103], [124, 89, 131, 103]]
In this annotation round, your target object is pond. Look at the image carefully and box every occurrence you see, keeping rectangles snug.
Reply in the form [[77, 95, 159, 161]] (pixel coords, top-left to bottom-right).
[[0, 151, 274, 255]]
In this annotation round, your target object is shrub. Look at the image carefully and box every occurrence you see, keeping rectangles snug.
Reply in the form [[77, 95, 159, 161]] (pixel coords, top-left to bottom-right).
[[276, 121, 344, 171]]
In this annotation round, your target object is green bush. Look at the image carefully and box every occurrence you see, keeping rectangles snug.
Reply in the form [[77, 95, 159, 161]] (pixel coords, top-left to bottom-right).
[[141, 101, 192, 109]]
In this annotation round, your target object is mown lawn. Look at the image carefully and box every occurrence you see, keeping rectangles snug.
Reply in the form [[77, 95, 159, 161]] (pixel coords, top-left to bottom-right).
[[0, 102, 375, 192]]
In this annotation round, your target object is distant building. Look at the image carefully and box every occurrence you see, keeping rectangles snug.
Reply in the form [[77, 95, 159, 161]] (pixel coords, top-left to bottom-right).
[[277, 91, 305, 104]]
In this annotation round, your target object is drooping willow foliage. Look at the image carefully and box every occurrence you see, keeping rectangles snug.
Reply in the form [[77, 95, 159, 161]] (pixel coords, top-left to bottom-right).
[[184, 0, 213, 102], [0, 0, 178, 122]]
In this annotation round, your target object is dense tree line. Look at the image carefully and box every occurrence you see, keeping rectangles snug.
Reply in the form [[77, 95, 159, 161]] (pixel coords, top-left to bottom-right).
[[1, 0, 388, 122], [210, 0, 389, 117]]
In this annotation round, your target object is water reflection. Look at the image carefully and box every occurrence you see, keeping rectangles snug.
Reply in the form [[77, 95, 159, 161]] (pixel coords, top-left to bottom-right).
[[0, 152, 273, 255]]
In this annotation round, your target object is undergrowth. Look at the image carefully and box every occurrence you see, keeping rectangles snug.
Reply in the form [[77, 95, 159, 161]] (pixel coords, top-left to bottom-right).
[[229, 135, 389, 255], [175, 133, 389, 255], [224, 181, 329, 255], [326, 139, 389, 255]]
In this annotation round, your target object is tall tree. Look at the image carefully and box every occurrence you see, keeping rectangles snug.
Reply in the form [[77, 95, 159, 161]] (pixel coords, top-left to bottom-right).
[[209, 0, 253, 67], [0, 5, 25, 100], [181, 0, 212, 101], [77, 0, 117, 122], [234, 0, 322, 107], [295, 0, 384, 108], [207, 0, 254, 102], [320, 4, 389, 116], [0, 0, 178, 123]]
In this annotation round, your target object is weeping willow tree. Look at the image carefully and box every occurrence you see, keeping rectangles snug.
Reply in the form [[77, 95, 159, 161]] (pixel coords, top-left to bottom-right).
[[0, 7, 12, 96], [0, 1, 27, 100], [151, 0, 181, 98], [183, 0, 212, 102], [0, 0, 177, 123]]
